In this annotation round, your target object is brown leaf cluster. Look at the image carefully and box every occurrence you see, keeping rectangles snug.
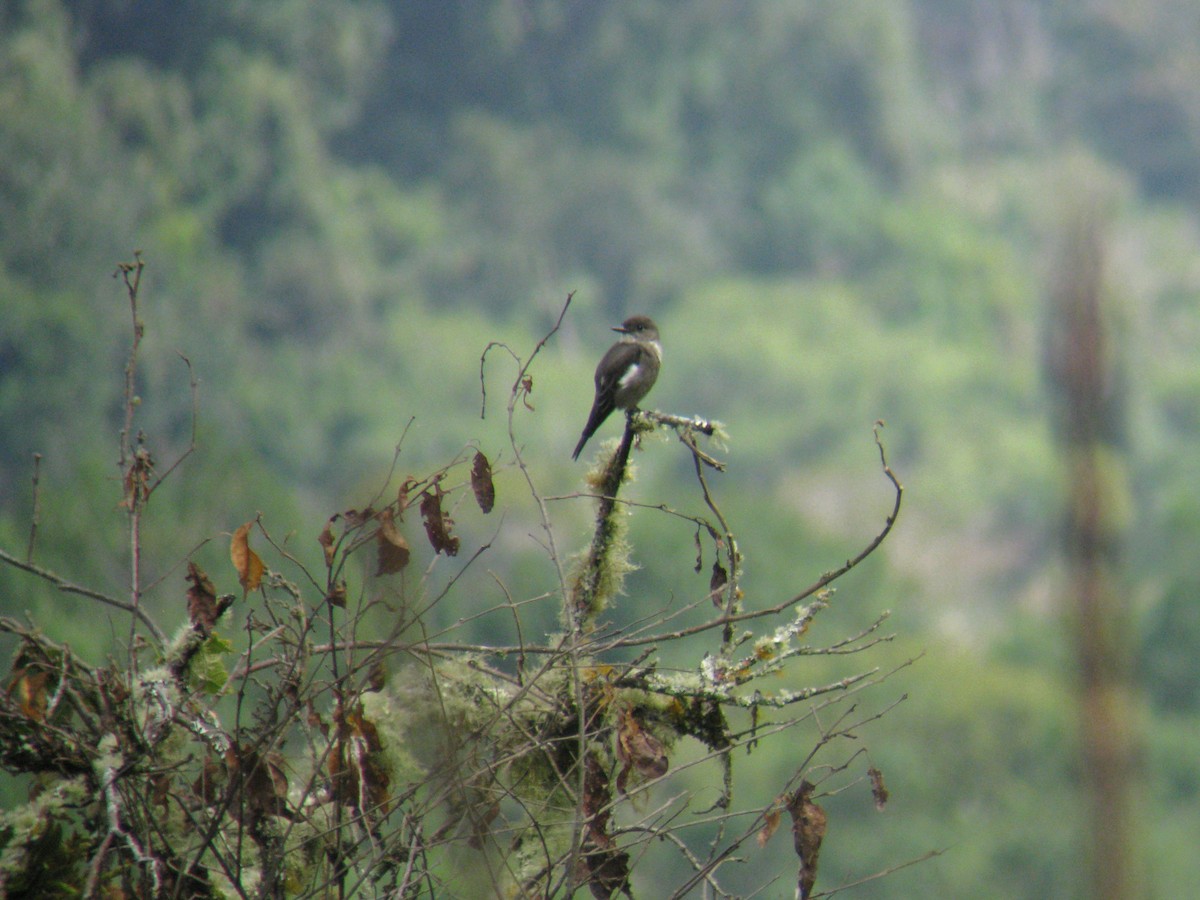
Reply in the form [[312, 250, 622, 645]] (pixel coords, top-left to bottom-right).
[[330, 702, 391, 825]]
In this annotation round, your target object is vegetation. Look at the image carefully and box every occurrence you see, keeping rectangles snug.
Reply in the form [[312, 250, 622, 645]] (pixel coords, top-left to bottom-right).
[[2, 0, 1199, 896], [1, 280, 907, 897]]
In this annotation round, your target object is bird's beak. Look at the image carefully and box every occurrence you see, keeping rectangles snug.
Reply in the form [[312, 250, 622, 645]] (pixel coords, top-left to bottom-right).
[[612, 325, 629, 334]]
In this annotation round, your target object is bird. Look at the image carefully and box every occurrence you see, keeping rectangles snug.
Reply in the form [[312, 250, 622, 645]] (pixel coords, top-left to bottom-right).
[[572, 315, 662, 460]]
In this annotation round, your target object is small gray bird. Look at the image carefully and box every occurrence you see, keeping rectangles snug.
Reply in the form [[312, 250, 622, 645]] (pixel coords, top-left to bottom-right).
[[572, 315, 662, 460]]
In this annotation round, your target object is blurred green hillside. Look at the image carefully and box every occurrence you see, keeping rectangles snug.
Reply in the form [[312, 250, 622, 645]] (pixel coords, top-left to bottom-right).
[[2, 1, 1199, 896]]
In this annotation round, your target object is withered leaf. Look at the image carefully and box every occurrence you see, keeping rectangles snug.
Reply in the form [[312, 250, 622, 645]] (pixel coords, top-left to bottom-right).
[[420, 488, 460, 556], [326, 581, 347, 609], [186, 562, 232, 636], [366, 661, 387, 692], [693, 528, 703, 573], [318, 516, 337, 567], [710, 560, 729, 607], [230, 521, 264, 593], [786, 780, 827, 900], [330, 703, 391, 821], [580, 837, 631, 900], [375, 507, 411, 575], [868, 766, 889, 810], [7, 663, 49, 722], [342, 506, 376, 530], [397, 477, 417, 518], [119, 446, 154, 509], [520, 375, 534, 410], [757, 805, 783, 848], [615, 710, 669, 795], [470, 451, 495, 514]]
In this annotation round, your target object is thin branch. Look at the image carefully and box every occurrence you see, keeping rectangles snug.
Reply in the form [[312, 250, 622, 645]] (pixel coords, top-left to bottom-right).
[[0, 550, 166, 643]]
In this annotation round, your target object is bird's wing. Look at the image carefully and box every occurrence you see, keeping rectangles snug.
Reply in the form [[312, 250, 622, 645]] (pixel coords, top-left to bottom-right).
[[593, 341, 642, 401]]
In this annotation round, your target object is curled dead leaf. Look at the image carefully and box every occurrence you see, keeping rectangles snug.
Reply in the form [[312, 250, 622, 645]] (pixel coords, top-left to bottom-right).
[[186, 562, 232, 636], [230, 521, 264, 593], [318, 516, 337, 567], [787, 780, 827, 900], [330, 702, 391, 823], [868, 765, 889, 810], [397, 476, 417, 518], [471, 451, 495, 514], [326, 581, 347, 609], [757, 805, 783, 848], [366, 661, 387, 692], [6, 651, 49, 722], [375, 507, 411, 575], [420, 488, 460, 556], [615, 710, 669, 794], [710, 560, 728, 607]]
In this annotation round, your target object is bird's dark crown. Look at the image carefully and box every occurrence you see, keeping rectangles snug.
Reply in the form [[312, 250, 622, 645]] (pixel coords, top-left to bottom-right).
[[613, 314, 659, 338]]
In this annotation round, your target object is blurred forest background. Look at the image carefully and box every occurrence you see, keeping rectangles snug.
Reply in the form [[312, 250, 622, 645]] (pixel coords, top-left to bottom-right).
[[2, 0, 1199, 896]]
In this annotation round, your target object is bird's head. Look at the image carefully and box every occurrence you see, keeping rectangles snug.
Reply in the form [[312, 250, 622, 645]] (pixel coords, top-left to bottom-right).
[[614, 315, 659, 342]]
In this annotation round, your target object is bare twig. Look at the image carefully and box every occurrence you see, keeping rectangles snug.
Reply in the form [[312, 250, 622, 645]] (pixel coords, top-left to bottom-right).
[[0, 549, 166, 643]]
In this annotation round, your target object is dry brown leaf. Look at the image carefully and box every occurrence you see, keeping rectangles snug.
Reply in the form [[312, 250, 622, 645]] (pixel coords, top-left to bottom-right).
[[366, 661, 387, 692], [615, 709, 669, 794], [520, 375, 534, 410], [868, 766, 889, 810], [318, 516, 337, 567], [326, 581, 347, 609], [230, 521, 264, 593], [186, 561, 232, 636], [342, 507, 375, 530], [470, 451, 495, 513], [397, 477, 417, 518], [119, 446, 154, 509], [787, 780, 827, 900], [375, 507, 411, 575], [330, 703, 392, 823], [7, 665, 49, 722], [757, 805, 783, 848], [710, 560, 729, 607], [420, 488, 460, 556]]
